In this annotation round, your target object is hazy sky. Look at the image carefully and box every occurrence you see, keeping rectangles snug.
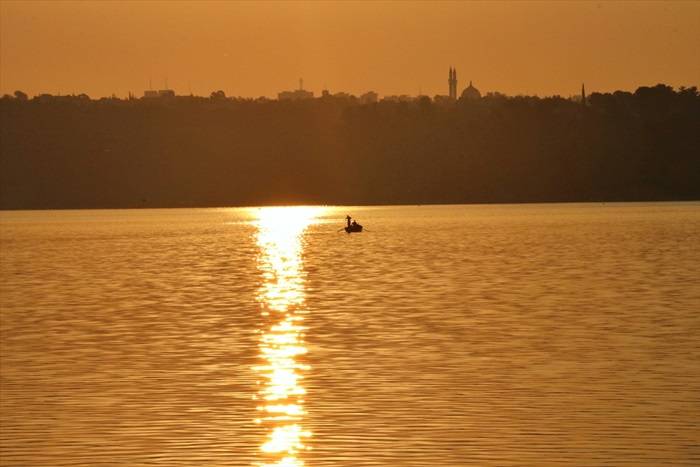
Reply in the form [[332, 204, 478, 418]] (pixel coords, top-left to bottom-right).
[[1, 0, 699, 98]]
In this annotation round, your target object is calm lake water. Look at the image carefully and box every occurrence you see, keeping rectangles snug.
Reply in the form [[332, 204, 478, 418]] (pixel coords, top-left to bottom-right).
[[1, 203, 699, 466]]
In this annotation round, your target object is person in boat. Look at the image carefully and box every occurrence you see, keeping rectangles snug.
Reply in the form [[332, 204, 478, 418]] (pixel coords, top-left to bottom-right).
[[346, 215, 352, 229], [351, 220, 358, 228]]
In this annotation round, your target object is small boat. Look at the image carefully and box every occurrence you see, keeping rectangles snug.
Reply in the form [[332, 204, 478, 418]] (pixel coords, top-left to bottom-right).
[[344, 215, 363, 233]]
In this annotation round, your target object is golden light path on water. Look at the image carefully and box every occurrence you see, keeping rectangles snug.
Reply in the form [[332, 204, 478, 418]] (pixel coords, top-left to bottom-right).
[[253, 207, 325, 467]]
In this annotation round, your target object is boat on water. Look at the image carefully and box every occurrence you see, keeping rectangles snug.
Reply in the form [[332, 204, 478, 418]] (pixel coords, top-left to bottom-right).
[[344, 215, 363, 233]]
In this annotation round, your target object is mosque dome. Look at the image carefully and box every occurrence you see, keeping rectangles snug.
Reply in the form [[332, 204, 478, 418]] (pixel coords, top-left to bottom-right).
[[460, 81, 481, 99]]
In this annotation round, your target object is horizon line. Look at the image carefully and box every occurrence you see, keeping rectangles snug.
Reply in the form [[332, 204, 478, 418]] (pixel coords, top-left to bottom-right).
[[4, 82, 697, 102]]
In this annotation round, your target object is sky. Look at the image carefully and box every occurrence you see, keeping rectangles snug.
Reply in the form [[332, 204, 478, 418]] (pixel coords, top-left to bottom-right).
[[1, 0, 699, 99]]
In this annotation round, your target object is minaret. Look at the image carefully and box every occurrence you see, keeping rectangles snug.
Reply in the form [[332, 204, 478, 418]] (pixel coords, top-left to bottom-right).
[[448, 68, 452, 98], [448, 67, 458, 99], [581, 83, 587, 106], [453, 68, 458, 99]]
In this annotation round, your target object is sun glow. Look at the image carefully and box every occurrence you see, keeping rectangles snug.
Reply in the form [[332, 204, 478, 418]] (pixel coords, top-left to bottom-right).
[[253, 207, 323, 467]]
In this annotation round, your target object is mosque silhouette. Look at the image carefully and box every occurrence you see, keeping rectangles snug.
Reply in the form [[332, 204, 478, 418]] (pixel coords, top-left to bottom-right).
[[448, 68, 481, 100]]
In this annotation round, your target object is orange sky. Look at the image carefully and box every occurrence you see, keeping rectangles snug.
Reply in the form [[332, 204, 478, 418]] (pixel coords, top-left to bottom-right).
[[1, 0, 699, 99]]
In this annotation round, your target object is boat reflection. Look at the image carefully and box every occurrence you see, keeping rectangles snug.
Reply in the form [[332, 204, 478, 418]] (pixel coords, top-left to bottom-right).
[[253, 207, 322, 467]]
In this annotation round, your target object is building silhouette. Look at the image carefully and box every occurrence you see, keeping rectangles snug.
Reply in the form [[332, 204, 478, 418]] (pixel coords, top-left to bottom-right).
[[447, 68, 481, 100], [461, 80, 481, 99], [448, 67, 457, 99], [143, 89, 175, 98], [278, 78, 314, 101]]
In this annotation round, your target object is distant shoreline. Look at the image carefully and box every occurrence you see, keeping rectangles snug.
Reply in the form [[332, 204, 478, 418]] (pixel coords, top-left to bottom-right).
[[2, 199, 699, 213], [3, 84, 698, 211]]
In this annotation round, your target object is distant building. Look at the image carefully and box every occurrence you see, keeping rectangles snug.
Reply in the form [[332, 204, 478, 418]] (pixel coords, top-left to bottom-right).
[[143, 89, 175, 98], [278, 78, 314, 101], [278, 89, 313, 100], [570, 84, 589, 104], [461, 80, 481, 100], [447, 68, 481, 100], [448, 67, 457, 99]]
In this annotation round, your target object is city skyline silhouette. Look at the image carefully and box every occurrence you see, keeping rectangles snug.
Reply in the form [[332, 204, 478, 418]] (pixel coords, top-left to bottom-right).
[[1, 1, 698, 99]]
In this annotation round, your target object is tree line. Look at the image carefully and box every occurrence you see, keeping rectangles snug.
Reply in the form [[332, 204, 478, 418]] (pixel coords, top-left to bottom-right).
[[1, 84, 698, 209]]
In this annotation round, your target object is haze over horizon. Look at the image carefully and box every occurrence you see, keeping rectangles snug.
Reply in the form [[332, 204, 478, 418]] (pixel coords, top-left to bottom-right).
[[1, 0, 699, 99]]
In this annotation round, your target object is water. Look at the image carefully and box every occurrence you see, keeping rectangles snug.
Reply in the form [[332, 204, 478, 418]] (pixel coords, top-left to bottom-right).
[[1, 203, 699, 466]]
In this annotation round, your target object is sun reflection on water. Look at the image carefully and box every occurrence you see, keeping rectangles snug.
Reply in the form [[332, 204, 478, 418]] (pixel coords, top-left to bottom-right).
[[253, 207, 323, 467]]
